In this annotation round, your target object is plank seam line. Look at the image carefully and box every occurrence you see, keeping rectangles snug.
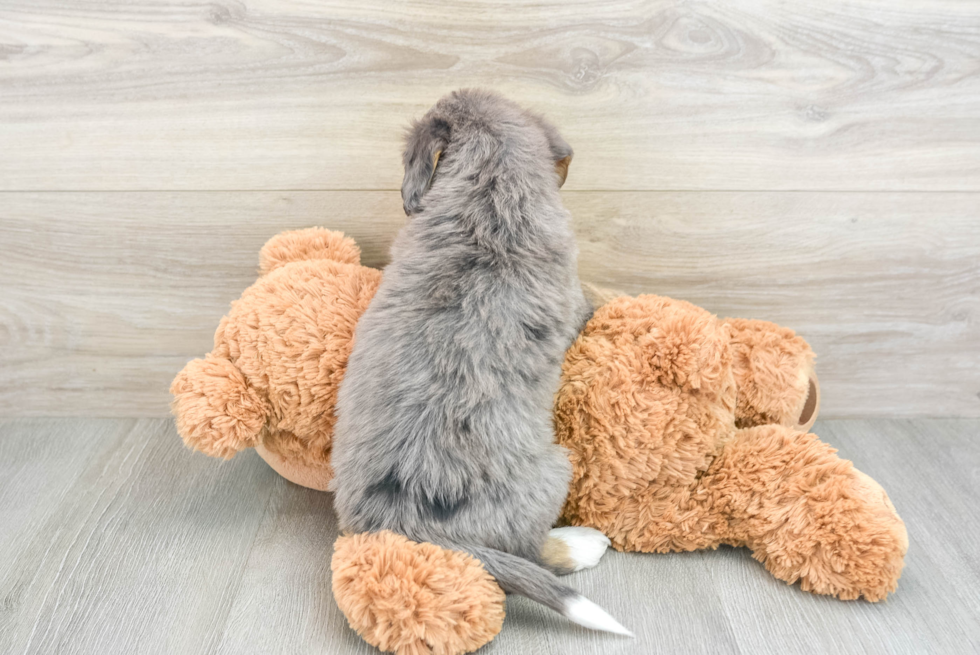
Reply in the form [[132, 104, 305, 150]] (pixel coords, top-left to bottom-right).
[[1, 189, 979, 194]]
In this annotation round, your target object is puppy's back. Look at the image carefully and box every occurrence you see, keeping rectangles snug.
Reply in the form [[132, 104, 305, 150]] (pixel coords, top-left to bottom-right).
[[332, 89, 588, 547]]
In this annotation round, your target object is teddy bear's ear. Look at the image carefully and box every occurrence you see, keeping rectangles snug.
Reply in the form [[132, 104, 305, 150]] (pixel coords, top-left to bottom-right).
[[258, 228, 361, 276], [649, 301, 731, 394], [401, 114, 451, 216], [725, 318, 819, 432]]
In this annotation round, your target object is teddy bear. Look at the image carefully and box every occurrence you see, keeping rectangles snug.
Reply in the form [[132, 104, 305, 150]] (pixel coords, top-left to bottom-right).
[[171, 227, 907, 655]]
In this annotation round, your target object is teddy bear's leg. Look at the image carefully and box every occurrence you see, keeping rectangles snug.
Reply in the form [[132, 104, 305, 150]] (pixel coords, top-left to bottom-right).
[[703, 424, 907, 601], [332, 531, 505, 655], [725, 318, 820, 432], [258, 227, 362, 275], [170, 356, 270, 459]]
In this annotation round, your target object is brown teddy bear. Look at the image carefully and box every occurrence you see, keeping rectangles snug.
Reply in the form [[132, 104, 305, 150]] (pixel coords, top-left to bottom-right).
[[172, 228, 907, 655]]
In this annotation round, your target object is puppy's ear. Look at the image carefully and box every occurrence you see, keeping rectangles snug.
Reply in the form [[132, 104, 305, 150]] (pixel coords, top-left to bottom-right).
[[401, 115, 450, 215], [531, 114, 574, 187], [554, 153, 572, 187]]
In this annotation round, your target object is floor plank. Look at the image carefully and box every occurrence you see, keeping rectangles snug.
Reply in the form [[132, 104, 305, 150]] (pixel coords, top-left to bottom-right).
[[1, 1, 978, 191], [0, 418, 278, 655], [1, 418, 978, 654], [214, 477, 378, 655], [2, 191, 977, 417], [710, 419, 980, 655]]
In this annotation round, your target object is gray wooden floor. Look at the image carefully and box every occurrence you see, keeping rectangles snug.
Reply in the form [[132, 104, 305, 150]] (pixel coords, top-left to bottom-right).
[[0, 419, 977, 654]]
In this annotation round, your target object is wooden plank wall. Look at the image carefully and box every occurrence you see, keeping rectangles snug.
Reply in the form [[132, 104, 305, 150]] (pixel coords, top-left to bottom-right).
[[1, 0, 978, 417]]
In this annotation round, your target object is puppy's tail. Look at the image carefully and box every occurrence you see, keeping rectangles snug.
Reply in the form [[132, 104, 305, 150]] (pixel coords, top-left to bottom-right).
[[450, 542, 633, 637]]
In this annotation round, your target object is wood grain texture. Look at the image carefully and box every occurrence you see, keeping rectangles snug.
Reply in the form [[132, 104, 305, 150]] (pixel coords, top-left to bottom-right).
[[215, 478, 378, 655], [0, 418, 278, 655], [2, 190, 977, 417], [1, 0, 978, 191], [0, 418, 978, 654]]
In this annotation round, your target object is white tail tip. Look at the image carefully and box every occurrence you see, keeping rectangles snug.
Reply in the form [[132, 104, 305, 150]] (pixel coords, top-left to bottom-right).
[[563, 595, 634, 637]]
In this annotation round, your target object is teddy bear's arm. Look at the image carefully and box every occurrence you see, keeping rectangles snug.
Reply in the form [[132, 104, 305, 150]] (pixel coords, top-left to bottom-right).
[[170, 355, 270, 459]]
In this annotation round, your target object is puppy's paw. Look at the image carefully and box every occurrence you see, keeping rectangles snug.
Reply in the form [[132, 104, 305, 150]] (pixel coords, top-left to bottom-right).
[[545, 526, 611, 572]]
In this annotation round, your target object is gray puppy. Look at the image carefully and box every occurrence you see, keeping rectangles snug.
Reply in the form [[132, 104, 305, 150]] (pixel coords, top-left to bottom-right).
[[332, 89, 630, 636]]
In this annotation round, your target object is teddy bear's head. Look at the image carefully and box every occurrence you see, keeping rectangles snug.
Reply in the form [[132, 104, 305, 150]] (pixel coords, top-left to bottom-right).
[[170, 228, 382, 490]]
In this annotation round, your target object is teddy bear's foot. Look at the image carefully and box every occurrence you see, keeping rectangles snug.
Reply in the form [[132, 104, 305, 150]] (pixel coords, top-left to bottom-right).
[[332, 531, 505, 655], [542, 527, 612, 574]]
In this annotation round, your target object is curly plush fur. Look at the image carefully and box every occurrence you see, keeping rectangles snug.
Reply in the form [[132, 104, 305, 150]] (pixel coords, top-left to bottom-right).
[[728, 318, 819, 430], [555, 295, 907, 600], [171, 228, 382, 487], [332, 531, 505, 655]]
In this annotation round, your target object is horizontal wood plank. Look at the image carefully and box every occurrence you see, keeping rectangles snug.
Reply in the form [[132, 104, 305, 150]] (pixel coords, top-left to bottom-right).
[[1, 190, 977, 417], [1, 0, 978, 191]]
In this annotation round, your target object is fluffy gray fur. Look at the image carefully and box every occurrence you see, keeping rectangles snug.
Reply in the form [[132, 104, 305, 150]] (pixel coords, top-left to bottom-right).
[[332, 89, 626, 633]]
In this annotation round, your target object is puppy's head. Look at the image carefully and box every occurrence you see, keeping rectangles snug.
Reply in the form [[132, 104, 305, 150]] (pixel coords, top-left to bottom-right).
[[401, 89, 573, 216]]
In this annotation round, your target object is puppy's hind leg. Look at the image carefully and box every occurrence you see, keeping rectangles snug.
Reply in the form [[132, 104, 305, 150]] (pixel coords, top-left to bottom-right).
[[541, 526, 611, 575]]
